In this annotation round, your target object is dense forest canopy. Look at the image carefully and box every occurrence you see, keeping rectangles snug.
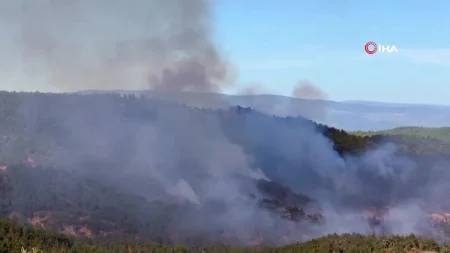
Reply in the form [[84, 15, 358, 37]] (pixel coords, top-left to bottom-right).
[[0, 91, 449, 252]]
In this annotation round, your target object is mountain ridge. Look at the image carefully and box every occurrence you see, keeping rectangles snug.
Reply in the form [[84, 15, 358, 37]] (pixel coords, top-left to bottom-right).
[[75, 90, 450, 131]]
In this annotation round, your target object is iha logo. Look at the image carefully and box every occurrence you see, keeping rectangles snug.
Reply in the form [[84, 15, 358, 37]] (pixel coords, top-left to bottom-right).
[[364, 41, 398, 54]]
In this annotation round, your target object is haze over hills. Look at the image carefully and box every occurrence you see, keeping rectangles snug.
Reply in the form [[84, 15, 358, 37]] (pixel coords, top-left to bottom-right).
[[1, 91, 450, 250], [78, 90, 450, 131]]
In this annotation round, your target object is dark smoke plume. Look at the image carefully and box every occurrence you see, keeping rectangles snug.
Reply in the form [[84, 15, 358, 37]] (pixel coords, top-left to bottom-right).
[[0, 0, 234, 92]]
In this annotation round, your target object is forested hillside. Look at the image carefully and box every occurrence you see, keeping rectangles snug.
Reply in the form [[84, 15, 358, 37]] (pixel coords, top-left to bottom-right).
[[354, 126, 450, 143], [2, 219, 449, 253], [0, 91, 450, 251]]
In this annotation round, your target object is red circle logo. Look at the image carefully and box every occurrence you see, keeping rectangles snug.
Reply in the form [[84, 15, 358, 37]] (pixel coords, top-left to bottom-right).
[[364, 41, 378, 54]]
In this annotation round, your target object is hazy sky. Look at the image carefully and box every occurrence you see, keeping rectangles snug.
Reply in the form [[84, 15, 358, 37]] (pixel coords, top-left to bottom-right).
[[215, 0, 450, 105], [0, 1, 449, 105]]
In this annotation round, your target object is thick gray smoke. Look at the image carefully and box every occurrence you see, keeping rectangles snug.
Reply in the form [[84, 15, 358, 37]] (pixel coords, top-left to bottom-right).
[[236, 110, 450, 240], [0, 0, 234, 92], [12, 92, 284, 244]]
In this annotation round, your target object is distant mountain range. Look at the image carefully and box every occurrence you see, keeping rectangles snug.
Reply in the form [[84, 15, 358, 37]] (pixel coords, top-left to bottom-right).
[[77, 90, 450, 131]]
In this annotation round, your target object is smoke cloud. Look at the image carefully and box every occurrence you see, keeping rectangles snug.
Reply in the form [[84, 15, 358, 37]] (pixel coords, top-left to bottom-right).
[[235, 111, 450, 240], [291, 80, 328, 100], [0, 0, 234, 93], [13, 93, 287, 245], [288, 80, 329, 121]]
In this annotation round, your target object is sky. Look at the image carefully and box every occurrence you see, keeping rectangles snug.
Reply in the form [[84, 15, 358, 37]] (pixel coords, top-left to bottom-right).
[[214, 0, 450, 105], [0, 1, 449, 105]]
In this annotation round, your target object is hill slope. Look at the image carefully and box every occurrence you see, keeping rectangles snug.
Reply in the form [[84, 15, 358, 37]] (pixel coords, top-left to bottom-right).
[[354, 126, 450, 142], [2, 219, 449, 253], [0, 91, 450, 246]]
